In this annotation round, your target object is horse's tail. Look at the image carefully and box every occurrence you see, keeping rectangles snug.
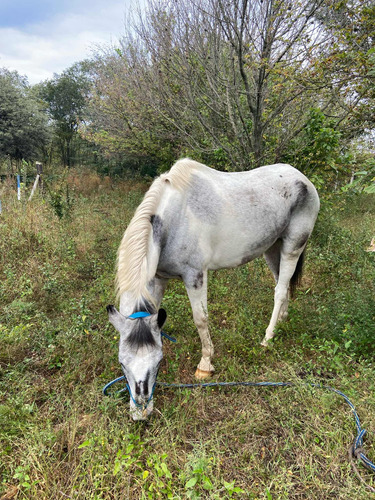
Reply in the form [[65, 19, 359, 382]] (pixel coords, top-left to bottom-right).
[[289, 249, 305, 298], [116, 159, 198, 304]]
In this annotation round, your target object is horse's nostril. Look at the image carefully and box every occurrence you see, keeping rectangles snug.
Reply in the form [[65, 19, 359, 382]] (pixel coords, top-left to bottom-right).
[[143, 379, 149, 396], [135, 381, 150, 398]]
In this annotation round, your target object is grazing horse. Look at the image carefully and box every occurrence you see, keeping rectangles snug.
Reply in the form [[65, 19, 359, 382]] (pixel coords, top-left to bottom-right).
[[107, 159, 320, 419]]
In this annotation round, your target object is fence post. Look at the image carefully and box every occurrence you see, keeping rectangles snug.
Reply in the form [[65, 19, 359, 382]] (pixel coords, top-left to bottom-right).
[[17, 175, 21, 201], [36, 162, 43, 192], [28, 175, 40, 201], [28, 162, 43, 201]]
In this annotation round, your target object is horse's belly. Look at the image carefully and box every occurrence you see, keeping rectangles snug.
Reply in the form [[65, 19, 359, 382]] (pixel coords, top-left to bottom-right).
[[208, 230, 277, 269], [208, 238, 270, 269], [207, 216, 285, 269]]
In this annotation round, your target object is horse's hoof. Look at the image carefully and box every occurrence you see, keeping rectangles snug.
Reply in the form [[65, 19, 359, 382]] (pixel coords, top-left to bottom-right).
[[195, 368, 213, 380], [260, 339, 269, 347]]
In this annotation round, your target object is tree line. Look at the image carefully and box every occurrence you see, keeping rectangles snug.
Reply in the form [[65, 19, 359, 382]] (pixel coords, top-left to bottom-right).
[[1, 0, 374, 187]]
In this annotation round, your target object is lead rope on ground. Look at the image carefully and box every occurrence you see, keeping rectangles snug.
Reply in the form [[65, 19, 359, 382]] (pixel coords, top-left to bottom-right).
[[102, 376, 375, 490]]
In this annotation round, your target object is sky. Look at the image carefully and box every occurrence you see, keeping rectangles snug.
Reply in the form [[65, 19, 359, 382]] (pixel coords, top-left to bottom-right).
[[0, 0, 138, 84]]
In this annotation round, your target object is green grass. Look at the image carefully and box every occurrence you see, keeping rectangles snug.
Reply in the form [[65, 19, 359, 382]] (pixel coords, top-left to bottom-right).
[[0, 172, 374, 499]]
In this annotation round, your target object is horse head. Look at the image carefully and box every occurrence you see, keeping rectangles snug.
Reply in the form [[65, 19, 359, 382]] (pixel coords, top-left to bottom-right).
[[107, 305, 167, 420]]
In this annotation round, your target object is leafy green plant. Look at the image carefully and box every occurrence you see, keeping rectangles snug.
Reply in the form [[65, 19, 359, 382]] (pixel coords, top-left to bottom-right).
[[223, 480, 245, 497], [144, 453, 174, 499], [13, 465, 38, 491], [284, 107, 343, 180], [112, 444, 141, 477], [342, 165, 375, 194], [47, 182, 73, 219], [45, 170, 74, 218], [183, 454, 215, 498]]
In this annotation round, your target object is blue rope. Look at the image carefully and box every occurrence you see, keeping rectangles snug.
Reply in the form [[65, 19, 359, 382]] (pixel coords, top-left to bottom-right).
[[102, 376, 375, 473], [161, 331, 177, 343]]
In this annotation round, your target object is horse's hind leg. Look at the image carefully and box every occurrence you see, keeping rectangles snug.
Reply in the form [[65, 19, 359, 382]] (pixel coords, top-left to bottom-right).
[[261, 246, 304, 346], [184, 270, 215, 379], [264, 240, 289, 322], [264, 239, 281, 283]]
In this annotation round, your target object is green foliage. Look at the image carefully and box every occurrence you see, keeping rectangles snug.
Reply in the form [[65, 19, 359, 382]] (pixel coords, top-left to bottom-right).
[[306, 195, 375, 358], [284, 108, 342, 176], [316, 0, 375, 138], [76, 434, 175, 498], [224, 480, 245, 497], [342, 156, 375, 194], [46, 183, 73, 219], [37, 61, 93, 167], [0, 69, 50, 162]]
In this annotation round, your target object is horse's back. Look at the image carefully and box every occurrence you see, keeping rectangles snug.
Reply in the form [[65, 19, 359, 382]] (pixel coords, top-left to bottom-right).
[[179, 161, 319, 234], [157, 160, 319, 272], [169, 160, 318, 214]]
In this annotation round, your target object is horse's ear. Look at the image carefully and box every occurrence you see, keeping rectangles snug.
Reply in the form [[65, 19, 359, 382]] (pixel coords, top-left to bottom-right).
[[157, 308, 167, 329], [107, 305, 126, 332]]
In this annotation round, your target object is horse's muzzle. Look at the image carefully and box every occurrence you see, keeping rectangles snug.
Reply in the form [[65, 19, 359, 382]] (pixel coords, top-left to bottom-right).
[[130, 399, 154, 420]]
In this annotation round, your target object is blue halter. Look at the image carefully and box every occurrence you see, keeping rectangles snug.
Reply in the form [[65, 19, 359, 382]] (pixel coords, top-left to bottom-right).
[[128, 311, 176, 342], [120, 311, 176, 411], [128, 311, 151, 319]]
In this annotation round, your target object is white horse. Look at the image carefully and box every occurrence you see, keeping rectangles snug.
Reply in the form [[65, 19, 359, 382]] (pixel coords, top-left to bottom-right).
[[107, 159, 320, 419]]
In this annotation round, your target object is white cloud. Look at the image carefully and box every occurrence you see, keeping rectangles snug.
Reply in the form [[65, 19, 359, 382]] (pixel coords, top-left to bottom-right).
[[0, 0, 133, 84]]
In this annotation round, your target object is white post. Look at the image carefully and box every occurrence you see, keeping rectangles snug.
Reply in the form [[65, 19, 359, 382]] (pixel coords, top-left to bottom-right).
[[28, 175, 40, 201], [17, 174, 21, 201], [36, 162, 43, 193]]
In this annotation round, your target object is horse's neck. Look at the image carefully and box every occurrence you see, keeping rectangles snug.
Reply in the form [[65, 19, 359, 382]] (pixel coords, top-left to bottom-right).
[[119, 284, 157, 317], [146, 231, 161, 286], [119, 292, 138, 316]]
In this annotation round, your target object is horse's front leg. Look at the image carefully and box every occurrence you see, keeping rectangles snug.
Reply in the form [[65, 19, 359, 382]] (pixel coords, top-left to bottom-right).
[[152, 276, 169, 309], [184, 270, 214, 380]]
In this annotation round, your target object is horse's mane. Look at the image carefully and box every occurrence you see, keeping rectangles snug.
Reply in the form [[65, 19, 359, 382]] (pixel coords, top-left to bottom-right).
[[116, 158, 207, 304]]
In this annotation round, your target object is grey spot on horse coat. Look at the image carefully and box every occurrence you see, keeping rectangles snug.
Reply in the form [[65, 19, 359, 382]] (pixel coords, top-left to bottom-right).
[[294, 231, 310, 250], [150, 214, 163, 244], [193, 271, 204, 289], [127, 317, 156, 350], [241, 254, 253, 265], [187, 175, 223, 224], [183, 268, 205, 290], [292, 180, 309, 209]]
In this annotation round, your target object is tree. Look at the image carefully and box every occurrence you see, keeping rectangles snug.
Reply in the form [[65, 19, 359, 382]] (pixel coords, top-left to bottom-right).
[[283, 107, 343, 178], [0, 69, 50, 164], [86, 0, 374, 174], [313, 0, 375, 140], [38, 61, 93, 167]]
